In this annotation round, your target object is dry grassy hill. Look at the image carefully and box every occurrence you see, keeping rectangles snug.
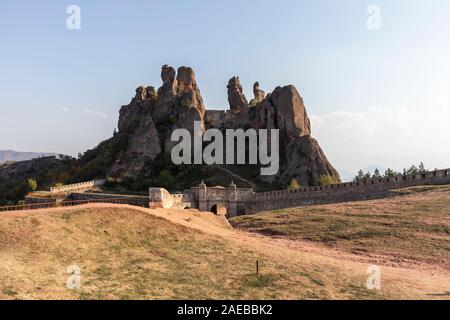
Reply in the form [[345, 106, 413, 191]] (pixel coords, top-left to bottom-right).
[[231, 185, 450, 272], [0, 186, 449, 300]]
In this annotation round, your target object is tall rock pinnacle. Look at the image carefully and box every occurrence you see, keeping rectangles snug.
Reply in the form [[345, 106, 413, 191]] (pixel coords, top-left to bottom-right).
[[227, 76, 249, 111]]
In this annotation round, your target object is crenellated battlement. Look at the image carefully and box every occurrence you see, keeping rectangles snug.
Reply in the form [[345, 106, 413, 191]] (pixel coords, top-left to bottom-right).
[[148, 168, 450, 217], [249, 169, 450, 213], [256, 169, 449, 197], [50, 179, 106, 194]]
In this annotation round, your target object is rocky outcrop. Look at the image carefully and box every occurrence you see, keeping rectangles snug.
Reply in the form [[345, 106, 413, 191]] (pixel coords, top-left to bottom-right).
[[0, 65, 340, 200], [227, 76, 249, 111], [279, 136, 340, 187], [268, 85, 311, 138], [173, 66, 206, 133], [80, 65, 339, 188], [134, 86, 147, 102], [111, 91, 161, 178], [248, 85, 337, 185], [252, 82, 266, 104], [111, 65, 208, 178], [153, 65, 178, 124]]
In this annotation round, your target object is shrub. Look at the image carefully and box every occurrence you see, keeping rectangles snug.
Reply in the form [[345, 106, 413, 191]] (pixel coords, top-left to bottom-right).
[[319, 175, 338, 186], [27, 178, 38, 192], [288, 178, 300, 190]]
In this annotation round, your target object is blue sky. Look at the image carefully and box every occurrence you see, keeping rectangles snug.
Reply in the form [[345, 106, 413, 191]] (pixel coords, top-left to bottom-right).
[[1, 0, 449, 175]]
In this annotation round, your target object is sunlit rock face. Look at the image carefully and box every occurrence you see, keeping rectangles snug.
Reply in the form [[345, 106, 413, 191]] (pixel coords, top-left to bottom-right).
[[111, 65, 340, 187]]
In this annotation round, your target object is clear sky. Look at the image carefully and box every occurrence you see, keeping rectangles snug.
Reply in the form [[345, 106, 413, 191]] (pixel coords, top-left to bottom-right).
[[1, 0, 449, 175]]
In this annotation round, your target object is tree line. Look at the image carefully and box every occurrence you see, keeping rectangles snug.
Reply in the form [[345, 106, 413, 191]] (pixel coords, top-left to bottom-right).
[[353, 162, 431, 182]]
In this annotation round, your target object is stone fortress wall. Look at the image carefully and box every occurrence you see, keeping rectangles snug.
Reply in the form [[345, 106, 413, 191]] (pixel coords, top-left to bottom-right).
[[191, 183, 254, 216], [148, 188, 174, 209], [69, 192, 149, 207], [150, 169, 450, 217], [50, 179, 105, 194], [24, 196, 58, 205], [21, 169, 450, 216], [248, 168, 450, 214], [24, 192, 150, 208]]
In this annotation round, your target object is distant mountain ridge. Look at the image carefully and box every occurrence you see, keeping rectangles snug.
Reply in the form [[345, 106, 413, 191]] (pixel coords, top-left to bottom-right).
[[0, 150, 58, 164]]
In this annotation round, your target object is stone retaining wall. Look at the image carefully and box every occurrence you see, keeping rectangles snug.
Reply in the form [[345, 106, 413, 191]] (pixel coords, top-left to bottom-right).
[[24, 196, 58, 206], [248, 169, 450, 213], [70, 192, 149, 207]]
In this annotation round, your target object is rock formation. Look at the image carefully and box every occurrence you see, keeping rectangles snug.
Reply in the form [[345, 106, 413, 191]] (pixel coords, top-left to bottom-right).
[[87, 65, 340, 188], [112, 84, 161, 178], [173, 66, 206, 133], [146, 86, 157, 98], [153, 64, 178, 124], [252, 82, 266, 104], [134, 86, 147, 102], [110, 65, 208, 178], [0, 65, 340, 203], [245, 84, 338, 186], [227, 76, 249, 111]]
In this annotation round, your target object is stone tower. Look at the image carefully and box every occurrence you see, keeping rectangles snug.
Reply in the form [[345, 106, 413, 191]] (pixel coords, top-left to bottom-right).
[[228, 181, 237, 217], [198, 180, 207, 212]]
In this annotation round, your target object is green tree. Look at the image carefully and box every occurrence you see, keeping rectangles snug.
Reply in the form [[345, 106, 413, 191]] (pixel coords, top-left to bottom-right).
[[353, 170, 365, 182], [418, 162, 427, 174], [407, 165, 419, 175], [319, 175, 337, 186], [27, 178, 37, 192], [373, 168, 381, 179], [384, 168, 397, 178], [288, 178, 301, 190]]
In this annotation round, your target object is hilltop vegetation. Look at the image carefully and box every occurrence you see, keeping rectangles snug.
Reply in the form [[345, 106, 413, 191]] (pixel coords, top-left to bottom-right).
[[353, 162, 430, 182], [0, 157, 70, 206]]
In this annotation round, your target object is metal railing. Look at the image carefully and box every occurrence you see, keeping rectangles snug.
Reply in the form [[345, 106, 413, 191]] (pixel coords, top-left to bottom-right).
[[0, 197, 149, 212]]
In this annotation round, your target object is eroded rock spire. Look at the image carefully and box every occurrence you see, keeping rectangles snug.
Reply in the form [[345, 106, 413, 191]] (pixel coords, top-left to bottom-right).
[[227, 76, 249, 111]]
